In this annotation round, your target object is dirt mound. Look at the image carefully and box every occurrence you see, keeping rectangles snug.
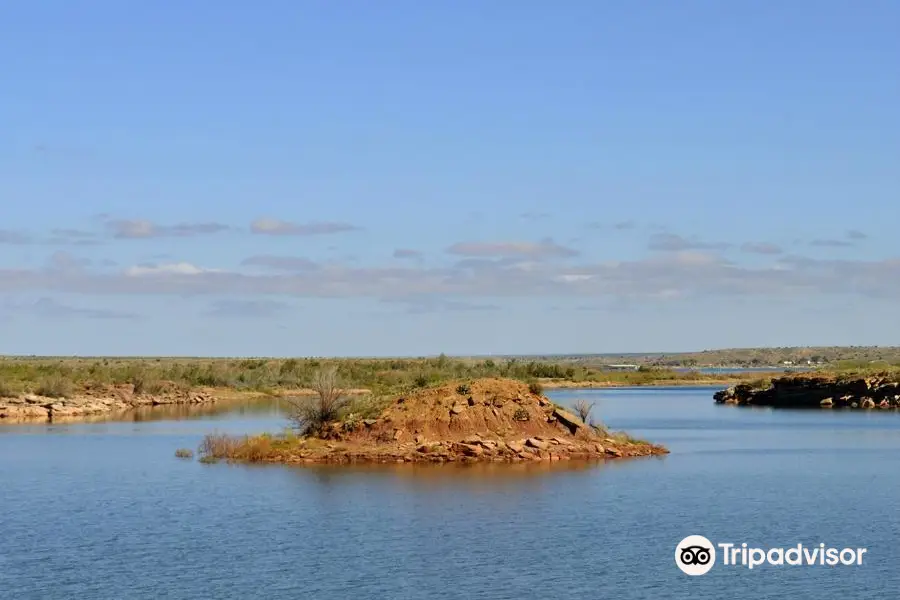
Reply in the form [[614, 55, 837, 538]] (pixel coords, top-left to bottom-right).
[[271, 378, 668, 464], [339, 378, 583, 443]]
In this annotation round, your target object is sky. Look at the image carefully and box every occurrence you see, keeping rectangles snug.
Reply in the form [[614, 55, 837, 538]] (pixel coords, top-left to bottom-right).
[[1, 1, 899, 356]]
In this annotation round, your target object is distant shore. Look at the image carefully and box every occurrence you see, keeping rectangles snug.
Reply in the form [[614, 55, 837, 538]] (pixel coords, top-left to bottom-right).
[[1, 354, 882, 424], [540, 378, 740, 389]]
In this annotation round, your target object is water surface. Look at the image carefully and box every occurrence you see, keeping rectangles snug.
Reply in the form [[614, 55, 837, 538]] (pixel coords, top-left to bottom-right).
[[1, 387, 896, 599]]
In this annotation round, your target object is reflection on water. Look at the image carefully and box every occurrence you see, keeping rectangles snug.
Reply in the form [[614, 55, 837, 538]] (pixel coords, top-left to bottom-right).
[[129, 396, 288, 422], [292, 454, 662, 484]]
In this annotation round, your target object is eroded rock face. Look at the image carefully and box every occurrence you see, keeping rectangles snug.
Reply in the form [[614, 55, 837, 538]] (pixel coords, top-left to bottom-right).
[[714, 376, 900, 409], [0, 388, 218, 422]]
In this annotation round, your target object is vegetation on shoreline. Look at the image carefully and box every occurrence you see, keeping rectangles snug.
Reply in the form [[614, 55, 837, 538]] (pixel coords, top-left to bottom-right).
[[538, 346, 900, 369], [0, 355, 786, 398]]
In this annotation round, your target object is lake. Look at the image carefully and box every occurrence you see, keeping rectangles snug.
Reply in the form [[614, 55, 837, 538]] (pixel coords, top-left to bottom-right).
[[1, 386, 897, 599]]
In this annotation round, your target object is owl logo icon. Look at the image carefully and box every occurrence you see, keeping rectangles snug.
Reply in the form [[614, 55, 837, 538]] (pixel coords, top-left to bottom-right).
[[675, 535, 716, 575]]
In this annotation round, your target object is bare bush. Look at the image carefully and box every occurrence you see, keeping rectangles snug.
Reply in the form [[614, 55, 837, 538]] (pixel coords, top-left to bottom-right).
[[198, 432, 241, 459], [286, 366, 348, 436], [573, 398, 595, 423]]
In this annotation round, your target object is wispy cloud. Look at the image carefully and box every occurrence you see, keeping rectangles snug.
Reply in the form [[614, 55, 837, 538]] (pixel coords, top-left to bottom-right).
[[250, 218, 360, 236], [648, 233, 729, 252], [587, 220, 637, 231], [241, 255, 320, 271], [124, 263, 220, 276], [446, 238, 577, 260], [3, 246, 900, 305], [810, 238, 855, 248], [106, 219, 230, 239], [46, 228, 102, 246], [393, 248, 423, 260], [740, 242, 784, 255], [810, 229, 868, 248], [381, 297, 501, 314], [20, 297, 139, 320]]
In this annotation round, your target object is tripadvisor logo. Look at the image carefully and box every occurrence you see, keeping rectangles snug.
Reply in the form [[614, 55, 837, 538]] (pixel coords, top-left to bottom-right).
[[676, 535, 716, 576], [675, 535, 868, 575]]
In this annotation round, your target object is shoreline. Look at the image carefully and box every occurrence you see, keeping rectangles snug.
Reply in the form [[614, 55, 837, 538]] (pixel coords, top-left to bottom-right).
[[540, 379, 738, 389], [0, 378, 758, 425], [0, 380, 740, 424]]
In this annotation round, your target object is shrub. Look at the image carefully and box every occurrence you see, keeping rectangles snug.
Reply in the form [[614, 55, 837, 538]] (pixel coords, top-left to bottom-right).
[[199, 432, 241, 459], [527, 381, 543, 395], [285, 366, 348, 436], [344, 393, 390, 420], [240, 435, 277, 462], [512, 408, 530, 421], [34, 374, 73, 398], [456, 383, 471, 395], [573, 399, 595, 423], [0, 379, 21, 398], [413, 373, 429, 388], [132, 373, 166, 395], [174, 448, 194, 459]]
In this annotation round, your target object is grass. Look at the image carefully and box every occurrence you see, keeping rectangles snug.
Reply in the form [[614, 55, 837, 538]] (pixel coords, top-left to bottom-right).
[[34, 374, 74, 398], [198, 432, 292, 463], [174, 448, 194, 459], [0, 355, 895, 400], [0, 379, 21, 398]]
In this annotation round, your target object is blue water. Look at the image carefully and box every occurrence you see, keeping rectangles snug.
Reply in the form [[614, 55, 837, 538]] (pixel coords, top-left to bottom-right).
[[1, 387, 897, 599]]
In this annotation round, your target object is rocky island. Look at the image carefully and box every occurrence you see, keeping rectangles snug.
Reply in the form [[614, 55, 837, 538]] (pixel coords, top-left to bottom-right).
[[714, 373, 900, 409], [197, 378, 668, 465]]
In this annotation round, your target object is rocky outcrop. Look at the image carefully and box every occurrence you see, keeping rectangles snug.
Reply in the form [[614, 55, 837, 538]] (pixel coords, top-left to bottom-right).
[[0, 386, 217, 422], [714, 375, 900, 409], [204, 378, 668, 465]]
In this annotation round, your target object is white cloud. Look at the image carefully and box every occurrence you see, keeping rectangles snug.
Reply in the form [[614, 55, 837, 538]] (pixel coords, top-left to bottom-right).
[[124, 263, 219, 276]]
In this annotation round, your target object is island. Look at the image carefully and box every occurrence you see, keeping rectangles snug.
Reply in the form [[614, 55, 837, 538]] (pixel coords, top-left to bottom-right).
[[194, 377, 668, 464]]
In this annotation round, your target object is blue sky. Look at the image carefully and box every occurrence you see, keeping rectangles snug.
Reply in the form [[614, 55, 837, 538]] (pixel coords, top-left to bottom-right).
[[2, 1, 899, 356]]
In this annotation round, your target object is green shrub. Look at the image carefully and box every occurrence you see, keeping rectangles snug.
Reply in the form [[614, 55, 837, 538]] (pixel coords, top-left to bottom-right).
[[34, 374, 73, 398], [456, 383, 471, 395], [527, 381, 543, 395], [0, 379, 21, 398], [132, 373, 167, 395]]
